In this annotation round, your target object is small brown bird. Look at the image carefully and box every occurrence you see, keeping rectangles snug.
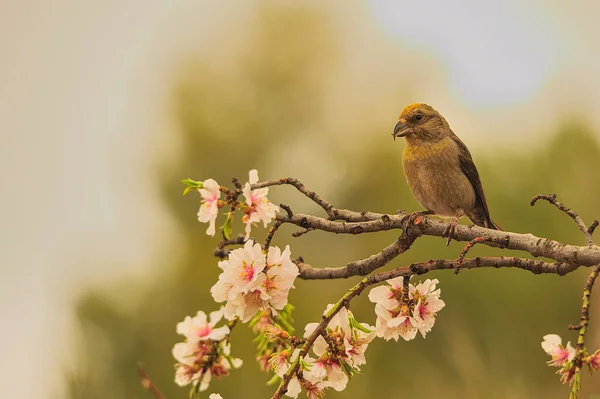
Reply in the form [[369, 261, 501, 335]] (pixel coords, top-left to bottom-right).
[[392, 103, 500, 243]]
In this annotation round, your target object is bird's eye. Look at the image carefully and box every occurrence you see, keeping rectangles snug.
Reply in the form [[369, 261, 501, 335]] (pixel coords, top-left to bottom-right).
[[415, 114, 423, 121]]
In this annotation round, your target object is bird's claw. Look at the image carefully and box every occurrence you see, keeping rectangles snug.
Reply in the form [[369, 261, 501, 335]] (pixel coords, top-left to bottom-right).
[[442, 217, 459, 246]]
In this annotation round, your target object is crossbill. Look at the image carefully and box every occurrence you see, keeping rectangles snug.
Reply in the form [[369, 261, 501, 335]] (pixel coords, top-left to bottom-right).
[[392, 103, 500, 241]]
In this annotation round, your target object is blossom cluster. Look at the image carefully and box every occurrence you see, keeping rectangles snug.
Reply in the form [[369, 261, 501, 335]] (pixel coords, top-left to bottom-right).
[[541, 334, 600, 385], [211, 240, 299, 323], [194, 169, 278, 238], [269, 306, 375, 398], [368, 276, 445, 341], [172, 308, 242, 395], [251, 306, 296, 373]]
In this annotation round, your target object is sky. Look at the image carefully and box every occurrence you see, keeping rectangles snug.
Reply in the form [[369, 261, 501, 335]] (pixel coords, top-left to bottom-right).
[[1, 1, 599, 398]]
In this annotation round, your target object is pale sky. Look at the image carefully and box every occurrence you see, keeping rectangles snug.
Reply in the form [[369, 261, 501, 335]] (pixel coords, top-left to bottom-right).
[[1, 1, 599, 398]]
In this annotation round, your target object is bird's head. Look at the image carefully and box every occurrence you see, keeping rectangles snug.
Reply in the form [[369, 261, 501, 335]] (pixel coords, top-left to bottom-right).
[[392, 103, 450, 144]]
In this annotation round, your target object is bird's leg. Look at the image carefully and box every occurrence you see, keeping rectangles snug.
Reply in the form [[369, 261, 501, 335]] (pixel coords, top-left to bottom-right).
[[404, 209, 434, 226], [442, 217, 459, 246]]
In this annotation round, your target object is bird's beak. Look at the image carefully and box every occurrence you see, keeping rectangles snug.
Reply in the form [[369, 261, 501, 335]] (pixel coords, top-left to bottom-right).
[[392, 120, 412, 141]]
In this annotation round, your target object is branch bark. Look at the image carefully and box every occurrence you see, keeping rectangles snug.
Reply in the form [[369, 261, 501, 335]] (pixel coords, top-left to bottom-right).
[[138, 364, 167, 399], [277, 211, 600, 280]]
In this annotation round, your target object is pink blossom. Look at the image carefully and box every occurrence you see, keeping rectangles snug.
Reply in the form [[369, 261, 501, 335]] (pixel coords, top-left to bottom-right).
[[211, 241, 298, 323], [172, 313, 241, 391], [269, 349, 291, 376], [541, 334, 576, 367], [586, 349, 600, 371], [197, 178, 221, 236], [176, 308, 230, 343], [370, 277, 444, 341], [367, 276, 403, 310], [559, 365, 576, 385], [172, 340, 242, 390], [413, 294, 445, 338], [218, 240, 266, 294], [241, 170, 279, 239], [304, 306, 374, 391], [263, 245, 299, 310], [273, 349, 327, 399]]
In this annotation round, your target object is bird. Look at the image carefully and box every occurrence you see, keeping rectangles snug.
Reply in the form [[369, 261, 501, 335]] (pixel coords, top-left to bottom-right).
[[392, 103, 500, 244]]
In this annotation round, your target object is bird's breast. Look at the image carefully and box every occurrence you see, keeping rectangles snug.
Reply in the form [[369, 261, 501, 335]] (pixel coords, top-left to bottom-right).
[[402, 137, 475, 216]]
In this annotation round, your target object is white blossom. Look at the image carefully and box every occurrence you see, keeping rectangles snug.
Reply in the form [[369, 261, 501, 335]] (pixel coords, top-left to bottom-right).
[[171, 310, 241, 391], [197, 178, 221, 236], [275, 349, 327, 399], [211, 241, 298, 323], [369, 277, 444, 341], [303, 306, 374, 392], [541, 334, 576, 367], [241, 170, 279, 239], [176, 308, 230, 343]]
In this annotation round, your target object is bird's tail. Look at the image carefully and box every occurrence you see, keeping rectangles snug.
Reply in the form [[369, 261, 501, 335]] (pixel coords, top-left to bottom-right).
[[468, 211, 502, 231], [487, 219, 502, 231]]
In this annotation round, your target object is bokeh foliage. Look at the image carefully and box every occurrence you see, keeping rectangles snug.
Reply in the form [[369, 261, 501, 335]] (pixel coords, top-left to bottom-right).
[[67, 3, 600, 399]]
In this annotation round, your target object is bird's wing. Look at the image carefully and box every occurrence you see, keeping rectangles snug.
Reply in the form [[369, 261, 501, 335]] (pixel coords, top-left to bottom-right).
[[450, 134, 492, 223]]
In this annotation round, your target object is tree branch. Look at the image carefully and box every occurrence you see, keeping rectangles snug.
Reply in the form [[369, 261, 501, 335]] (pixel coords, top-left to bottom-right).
[[214, 235, 246, 259], [277, 211, 600, 271], [295, 232, 419, 279], [297, 256, 580, 280], [570, 264, 600, 345], [531, 193, 597, 246], [138, 363, 167, 399]]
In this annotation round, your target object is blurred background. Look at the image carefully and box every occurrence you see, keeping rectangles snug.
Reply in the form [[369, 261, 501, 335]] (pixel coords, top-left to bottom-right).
[[1, 0, 600, 398]]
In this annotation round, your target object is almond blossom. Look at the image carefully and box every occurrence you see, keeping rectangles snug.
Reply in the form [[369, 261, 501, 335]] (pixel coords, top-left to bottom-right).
[[369, 277, 445, 341], [541, 334, 576, 367], [211, 241, 298, 323], [264, 245, 299, 310], [374, 303, 419, 341], [411, 279, 446, 338], [242, 170, 279, 239], [176, 308, 230, 343], [586, 349, 600, 371], [304, 306, 375, 392], [209, 395, 224, 399], [197, 178, 221, 236], [172, 311, 242, 394], [272, 349, 329, 399]]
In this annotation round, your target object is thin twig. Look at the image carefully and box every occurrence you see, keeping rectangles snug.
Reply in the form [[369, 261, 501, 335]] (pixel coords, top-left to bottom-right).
[[214, 235, 246, 259], [264, 220, 283, 251], [291, 227, 314, 238], [531, 193, 597, 246], [138, 363, 167, 399], [569, 264, 600, 342], [251, 178, 336, 218], [456, 236, 492, 273], [454, 235, 510, 274]]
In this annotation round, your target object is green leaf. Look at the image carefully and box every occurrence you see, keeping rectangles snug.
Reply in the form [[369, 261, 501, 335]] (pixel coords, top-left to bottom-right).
[[221, 212, 233, 239], [266, 374, 280, 386], [350, 317, 373, 333], [181, 178, 203, 195]]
